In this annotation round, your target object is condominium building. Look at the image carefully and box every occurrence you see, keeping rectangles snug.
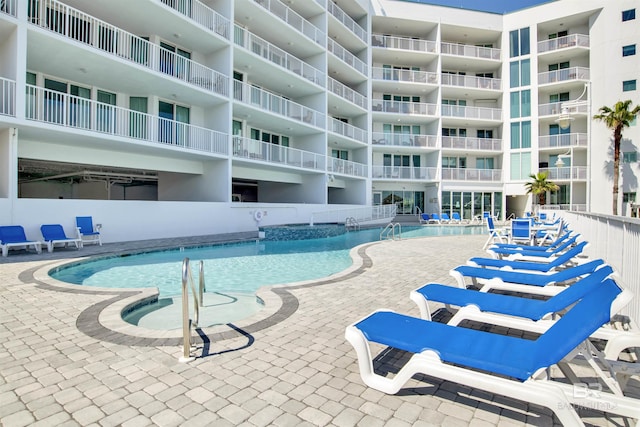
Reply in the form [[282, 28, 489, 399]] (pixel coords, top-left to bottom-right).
[[0, 0, 638, 242]]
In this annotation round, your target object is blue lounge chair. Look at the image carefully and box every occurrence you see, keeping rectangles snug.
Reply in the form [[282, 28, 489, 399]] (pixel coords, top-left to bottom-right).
[[40, 224, 83, 253], [488, 234, 579, 259], [440, 213, 451, 223], [489, 230, 572, 252], [0, 225, 42, 257], [510, 218, 532, 245], [345, 280, 640, 426], [450, 212, 462, 223], [469, 241, 588, 273], [428, 213, 441, 224], [419, 213, 430, 224], [76, 216, 102, 246], [482, 216, 508, 250]]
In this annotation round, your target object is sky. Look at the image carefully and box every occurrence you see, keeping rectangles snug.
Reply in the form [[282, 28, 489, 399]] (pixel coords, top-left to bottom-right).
[[401, 0, 556, 14]]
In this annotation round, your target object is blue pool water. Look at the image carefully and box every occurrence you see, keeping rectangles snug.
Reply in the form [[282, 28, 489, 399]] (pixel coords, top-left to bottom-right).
[[51, 225, 484, 297]]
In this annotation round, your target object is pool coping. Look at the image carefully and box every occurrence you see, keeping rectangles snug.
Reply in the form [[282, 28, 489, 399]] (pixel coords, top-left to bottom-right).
[[28, 241, 378, 346]]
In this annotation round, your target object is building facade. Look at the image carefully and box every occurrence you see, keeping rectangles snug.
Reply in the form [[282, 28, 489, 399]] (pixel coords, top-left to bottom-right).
[[0, 0, 638, 242]]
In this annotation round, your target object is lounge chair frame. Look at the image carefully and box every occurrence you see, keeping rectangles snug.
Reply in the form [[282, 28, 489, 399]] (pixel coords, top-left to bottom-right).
[[0, 225, 43, 257], [41, 224, 83, 253]]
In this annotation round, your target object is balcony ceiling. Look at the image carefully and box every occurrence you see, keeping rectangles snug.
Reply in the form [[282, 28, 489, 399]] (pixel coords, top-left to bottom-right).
[[536, 9, 598, 33], [0, 18, 14, 42], [371, 17, 437, 37], [440, 24, 501, 45]]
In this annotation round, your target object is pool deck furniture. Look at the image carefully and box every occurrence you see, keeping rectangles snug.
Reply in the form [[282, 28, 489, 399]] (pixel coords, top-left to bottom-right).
[[482, 215, 509, 250], [76, 216, 102, 246], [0, 225, 43, 257], [40, 224, 83, 253]]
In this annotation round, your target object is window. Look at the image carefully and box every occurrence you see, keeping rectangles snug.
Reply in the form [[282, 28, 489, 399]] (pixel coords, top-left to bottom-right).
[[158, 100, 190, 144], [623, 80, 637, 92], [476, 158, 494, 169], [477, 130, 493, 139], [443, 156, 466, 168], [623, 193, 637, 203], [548, 62, 570, 71], [622, 9, 636, 21], [623, 44, 636, 57], [332, 149, 348, 160], [550, 92, 570, 103], [510, 152, 531, 180], [510, 92, 520, 118], [442, 128, 466, 137], [509, 27, 530, 58], [509, 60, 529, 88], [510, 121, 531, 149], [623, 151, 638, 163]]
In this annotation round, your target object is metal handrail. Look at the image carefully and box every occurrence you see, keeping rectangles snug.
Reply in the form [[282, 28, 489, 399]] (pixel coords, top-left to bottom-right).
[[380, 222, 401, 240], [180, 258, 205, 362]]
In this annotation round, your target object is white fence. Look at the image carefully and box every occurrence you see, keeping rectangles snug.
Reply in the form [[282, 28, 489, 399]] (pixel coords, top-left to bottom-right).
[[310, 204, 397, 226]]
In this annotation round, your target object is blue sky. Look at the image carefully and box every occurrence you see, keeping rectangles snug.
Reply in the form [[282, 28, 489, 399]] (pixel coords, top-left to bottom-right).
[[402, 0, 555, 14]]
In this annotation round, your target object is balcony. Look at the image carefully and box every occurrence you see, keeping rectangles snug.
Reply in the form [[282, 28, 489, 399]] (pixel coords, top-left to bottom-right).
[[327, 77, 366, 109], [372, 132, 438, 149], [328, 157, 367, 178], [538, 67, 590, 85], [441, 73, 501, 91], [539, 133, 588, 149], [234, 26, 325, 87], [441, 42, 501, 60], [441, 105, 502, 121], [160, 0, 230, 39], [327, 1, 366, 44], [538, 102, 588, 117], [371, 34, 437, 53], [372, 67, 438, 85], [0, 77, 15, 116], [233, 81, 325, 128], [25, 85, 228, 155], [372, 165, 438, 180], [538, 34, 589, 54], [372, 99, 438, 116], [539, 166, 587, 180], [29, 0, 229, 97], [441, 136, 502, 151], [328, 39, 367, 76], [441, 168, 502, 182], [232, 136, 325, 171], [329, 118, 367, 144], [1, 0, 16, 16], [253, 0, 324, 46]]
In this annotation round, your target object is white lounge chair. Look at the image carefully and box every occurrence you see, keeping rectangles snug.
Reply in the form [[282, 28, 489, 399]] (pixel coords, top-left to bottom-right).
[[41, 224, 83, 253], [0, 225, 42, 257]]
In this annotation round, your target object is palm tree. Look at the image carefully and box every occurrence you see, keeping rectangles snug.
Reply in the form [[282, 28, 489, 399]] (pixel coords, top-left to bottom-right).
[[593, 100, 640, 215], [525, 172, 559, 209]]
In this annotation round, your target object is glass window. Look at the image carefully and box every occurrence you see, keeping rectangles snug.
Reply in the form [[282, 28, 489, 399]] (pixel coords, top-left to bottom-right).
[[623, 45, 636, 57], [623, 192, 637, 203], [623, 80, 637, 91], [521, 121, 531, 148], [510, 152, 531, 180], [521, 59, 530, 86], [521, 90, 531, 117], [26, 72, 36, 85], [623, 151, 638, 163], [509, 30, 519, 57], [510, 122, 520, 149], [520, 27, 530, 56], [510, 92, 520, 118], [622, 9, 636, 21], [509, 61, 519, 87]]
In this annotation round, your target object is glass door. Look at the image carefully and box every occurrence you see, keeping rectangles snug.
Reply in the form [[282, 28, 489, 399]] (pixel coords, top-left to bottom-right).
[[97, 90, 116, 133], [129, 97, 148, 139]]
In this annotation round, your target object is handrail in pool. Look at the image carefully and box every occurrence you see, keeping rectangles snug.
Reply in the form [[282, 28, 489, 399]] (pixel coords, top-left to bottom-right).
[[179, 258, 205, 362]]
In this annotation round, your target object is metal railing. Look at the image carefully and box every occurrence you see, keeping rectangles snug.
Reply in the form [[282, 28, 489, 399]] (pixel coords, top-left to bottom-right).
[[25, 85, 229, 154], [234, 26, 325, 87], [0, 77, 15, 116], [179, 258, 205, 362], [329, 118, 367, 144], [232, 136, 326, 171], [372, 67, 439, 85], [440, 42, 501, 60], [538, 133, 588, 149], [327, 1, 366, 44], [233, 81, 325, 128], [327, 77, 366, 109], [538, 34, 589, 53], [1, 0, 17, 16], [253, 0, 325, 46], [371, 34, 437, 53], [372, 165, 438, 180], [538, 67, 590, 85], [380, 222, 401, 240], [538, 102, 588, 116], [441, 168, 502, 181], [441, 105, 502, 120], [441, 136, 502, 151], [327, 157, 367, 177], [29, 0, 229, 96], [372, 132, 438, 149], [441, 73, 501, 90], [327, 39, 367, 75], [372, 99, 438, 116], [310, 204, 397, 226], [160, 0, 230, 39], [539, 166, 587, 180]]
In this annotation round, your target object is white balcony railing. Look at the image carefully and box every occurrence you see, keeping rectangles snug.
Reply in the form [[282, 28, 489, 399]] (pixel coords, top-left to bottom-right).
[[25, 85, 228, 154], [441, 168, 502, 181], [538, 133, 588, 149], [328, 157, 367, 177], [538, 67, 590, 85], [327, 39, 367, 75], [327, 77, 366, 109], [538, 102, 588, 117], [441, 105, 502, 121], [234, 26, 325, 87], [371, 34, 437, 53], [1, 0, 17, 16], [441, 73, 501, 90], [327, 1, 366, 44], [372, 67, 438, 85], [253, 0, 325, 46], [160, 0, 230, 39], [538, 34, 589, 53], [441, 136, 502, 151], [0, 77, 16, 116], [329, 118, 367, 144], [539, 166, 587, 180], [372, 165, 438, 180], [233, 81, 325, 128], [29, 0, 229, 96], [372, 132, 438, 149], [372, 100, 438, 116], [232, 136, 325, 170], [441, 42, 501, 60]]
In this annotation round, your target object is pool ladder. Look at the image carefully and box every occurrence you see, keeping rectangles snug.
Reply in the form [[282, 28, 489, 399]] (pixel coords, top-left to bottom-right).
[[345, 216, 360, 231], [179, 257, 205, 362], [380, 222, 401, 240]]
